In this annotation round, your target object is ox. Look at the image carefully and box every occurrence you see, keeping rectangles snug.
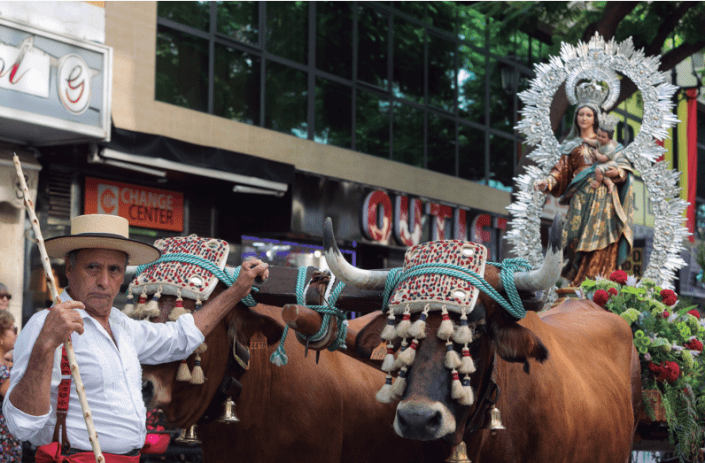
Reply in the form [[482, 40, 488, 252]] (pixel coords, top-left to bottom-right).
[[322, 217, 642, 463], [136, 250, 433, 463]]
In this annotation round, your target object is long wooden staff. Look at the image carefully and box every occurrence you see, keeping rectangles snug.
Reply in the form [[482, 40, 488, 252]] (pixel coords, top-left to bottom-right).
[[13, 154, 104, 463]]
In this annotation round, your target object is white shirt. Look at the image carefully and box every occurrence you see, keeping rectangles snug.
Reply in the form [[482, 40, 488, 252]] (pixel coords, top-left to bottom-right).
[[2, 289, 205, 454]]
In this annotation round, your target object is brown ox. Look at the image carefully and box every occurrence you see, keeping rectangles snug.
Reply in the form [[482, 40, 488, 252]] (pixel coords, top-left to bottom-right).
[[322, 217, 641, 463], [140, 275, 433, 463]]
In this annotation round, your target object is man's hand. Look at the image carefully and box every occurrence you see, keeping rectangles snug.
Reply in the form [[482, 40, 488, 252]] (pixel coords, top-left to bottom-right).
[[237, 259, 269, 294], [40, 301, 85, 350]]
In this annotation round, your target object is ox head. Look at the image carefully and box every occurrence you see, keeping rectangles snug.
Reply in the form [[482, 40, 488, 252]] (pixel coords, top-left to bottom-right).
[[126, 235, 283, 428], [323, 217, 563, 444]]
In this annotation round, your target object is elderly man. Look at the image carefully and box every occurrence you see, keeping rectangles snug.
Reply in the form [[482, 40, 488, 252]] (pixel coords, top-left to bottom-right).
[[0, 283, 11, 311], [2, 214, 268, 461]]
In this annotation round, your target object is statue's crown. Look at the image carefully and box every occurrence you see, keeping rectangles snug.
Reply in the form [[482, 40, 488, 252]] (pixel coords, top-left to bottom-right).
[[599, 114, 619, 132], [575, 81, 608, 108]]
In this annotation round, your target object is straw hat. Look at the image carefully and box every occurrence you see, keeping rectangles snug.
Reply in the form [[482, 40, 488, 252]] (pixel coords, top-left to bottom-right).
[[44, 214, 160, 265]]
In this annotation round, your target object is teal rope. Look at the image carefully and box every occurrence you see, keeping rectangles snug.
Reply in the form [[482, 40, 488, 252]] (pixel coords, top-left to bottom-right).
[[270, 267, 349, 366], [381, 260, 532, 319], [131, 253, 258, 307]]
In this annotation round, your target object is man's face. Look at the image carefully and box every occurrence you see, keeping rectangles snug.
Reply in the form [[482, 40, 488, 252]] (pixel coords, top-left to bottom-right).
[[597, 129, 610, 146], [65, 249, 127, 317], [0, 293, 9, 311]]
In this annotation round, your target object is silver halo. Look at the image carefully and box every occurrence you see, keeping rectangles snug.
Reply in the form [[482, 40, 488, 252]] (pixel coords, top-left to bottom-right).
[[509, 32, 688, 288]]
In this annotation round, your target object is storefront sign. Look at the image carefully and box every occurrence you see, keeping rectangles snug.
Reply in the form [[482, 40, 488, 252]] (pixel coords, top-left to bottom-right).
[[84, 177, 184, 232], [0, 19, 112, 145]]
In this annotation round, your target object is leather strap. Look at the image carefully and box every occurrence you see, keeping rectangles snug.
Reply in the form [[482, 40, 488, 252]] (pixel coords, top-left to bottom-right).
[[53, 346, 71, 453]]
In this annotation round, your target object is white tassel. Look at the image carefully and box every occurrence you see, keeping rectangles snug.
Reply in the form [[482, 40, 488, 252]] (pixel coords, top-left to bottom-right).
[[390, 367, 408, 401], [122, 286, 135, 317], [381, 310, 397, 341], [445, 341, 462, 370], [459, 345, 476, 374], [453, 309, 473, 344], [176, 360, 192, 382], [376, 375, 395, 404], [437, 306, 454, 340], [134, 288, 148, 319], [190, 354, 205, 384], [396, 306, 412, 338], [168, 292, 188, 321], [408, 305, 429, 339], [143, 284, 162, 318], [194, 343, 208, 355], [459, 374, 475, 406], [451, 370, 464, 401], [394, 338, 409, 370], [396, 339, 418, 367], [381, 343, 397, 373]]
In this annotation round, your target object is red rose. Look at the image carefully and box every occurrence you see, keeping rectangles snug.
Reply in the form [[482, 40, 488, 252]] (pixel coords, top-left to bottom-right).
[[609, 270, 628, 285], [592, 290, 610, 307], [608, 287, 618, 296], [660, 289, 677, 306], [688, 309, 700, 318], [662, 311, 670, 318], [684, 339, 703, 351], [660, 361, 680, 383]]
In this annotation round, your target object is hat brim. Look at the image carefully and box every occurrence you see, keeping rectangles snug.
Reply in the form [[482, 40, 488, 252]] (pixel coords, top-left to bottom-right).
[[44, 234, 161, 266]]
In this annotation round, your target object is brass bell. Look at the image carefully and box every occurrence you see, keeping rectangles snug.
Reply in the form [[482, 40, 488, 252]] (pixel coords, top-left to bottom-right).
[[175, 424, 202, 445], [445, 441, 471, 463], [482, 405, 506, 435], [218, 396, 240, 423]]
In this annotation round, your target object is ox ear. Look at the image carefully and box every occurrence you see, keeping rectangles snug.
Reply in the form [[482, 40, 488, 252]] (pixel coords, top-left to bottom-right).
[[354, 312, 390, 360], [489, 313, 548, 374]]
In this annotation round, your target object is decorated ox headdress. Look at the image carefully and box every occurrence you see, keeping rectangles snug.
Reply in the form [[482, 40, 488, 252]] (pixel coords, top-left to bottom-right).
[[323, 217, 563, 406], [124, 234, 255, 385]]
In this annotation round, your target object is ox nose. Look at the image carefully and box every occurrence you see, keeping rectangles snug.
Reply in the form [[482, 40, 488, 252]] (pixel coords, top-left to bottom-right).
[[142, 379, 155, 407], [396, 407, 443, 439]]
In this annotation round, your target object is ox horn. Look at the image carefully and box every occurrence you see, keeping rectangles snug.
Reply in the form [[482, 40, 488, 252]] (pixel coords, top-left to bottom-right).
[[505, 215, 564, 292], [323, 217, 389, 290]]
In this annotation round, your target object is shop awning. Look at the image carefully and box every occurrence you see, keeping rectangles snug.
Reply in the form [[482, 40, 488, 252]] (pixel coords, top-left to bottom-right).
[[97, 127, 294, 195]]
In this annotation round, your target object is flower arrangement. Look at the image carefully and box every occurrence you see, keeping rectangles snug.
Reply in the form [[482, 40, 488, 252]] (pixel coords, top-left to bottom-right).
[[579, 271, 705, 461]]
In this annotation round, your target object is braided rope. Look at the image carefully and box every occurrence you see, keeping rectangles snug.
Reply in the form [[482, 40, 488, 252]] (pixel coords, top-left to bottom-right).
[[132, 253, 258, 307], [383, 260, 532, 319], [270, 267, 349, 366]]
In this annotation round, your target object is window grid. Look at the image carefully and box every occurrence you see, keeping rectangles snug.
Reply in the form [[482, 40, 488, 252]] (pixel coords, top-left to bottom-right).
[[156, 1, 538, 190]]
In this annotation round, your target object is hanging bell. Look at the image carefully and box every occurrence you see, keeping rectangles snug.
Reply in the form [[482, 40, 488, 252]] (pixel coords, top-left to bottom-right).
[[482, 405, 506, 435], [217, 396, 240, 423], [175, 424, 202, 445], [445, 441, 471, 463]]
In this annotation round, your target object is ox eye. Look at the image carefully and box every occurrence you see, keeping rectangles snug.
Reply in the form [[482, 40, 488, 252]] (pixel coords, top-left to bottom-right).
[[189, 276, 203, 286], [461, 245, 475, 257]]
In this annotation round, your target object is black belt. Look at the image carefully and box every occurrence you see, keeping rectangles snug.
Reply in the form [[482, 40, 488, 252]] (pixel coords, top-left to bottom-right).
[[61, 448, 141, 457]]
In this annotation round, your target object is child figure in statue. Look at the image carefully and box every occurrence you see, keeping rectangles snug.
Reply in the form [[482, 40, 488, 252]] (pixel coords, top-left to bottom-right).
[[587, 114, 622, 193]]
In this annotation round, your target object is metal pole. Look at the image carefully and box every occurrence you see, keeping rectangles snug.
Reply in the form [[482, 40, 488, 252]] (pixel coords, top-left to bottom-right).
[[13, 154, 104, 463]]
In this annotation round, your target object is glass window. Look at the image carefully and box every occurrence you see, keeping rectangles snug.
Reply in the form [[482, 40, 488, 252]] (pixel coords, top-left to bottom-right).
[[488, 58, 514, 134], [427, 114, 456, 176], [316, 2, 353, 79], [393, 2, 427, 22], [216, 1, 259, 47], [266, 2, 309, 64], [393, 17, 425, 104], [458, 124, 485, 182], [428, 2, 457, 34], [213, 44, 261, 124], [158, 1, 209, 31], [392, 102, 424, 168], [156, 25, 209, 112], [358, 5, 389, 89], [265, 61, 307, 138], [356, 89, 390, 158], [315, 78, 352, 149], [457, 5, 485, 47], [458, 44, 485, 125], [489, 133, 514, 190], [428, 33, 455, 112]]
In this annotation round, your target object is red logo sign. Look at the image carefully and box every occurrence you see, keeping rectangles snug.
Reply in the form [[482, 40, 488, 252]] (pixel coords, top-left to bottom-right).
[[85, 177, 184, 232]]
